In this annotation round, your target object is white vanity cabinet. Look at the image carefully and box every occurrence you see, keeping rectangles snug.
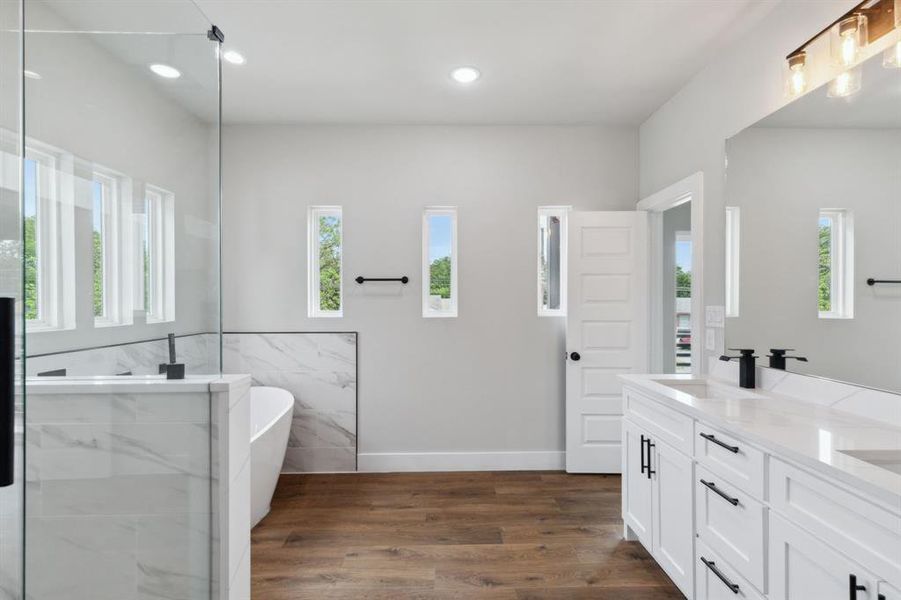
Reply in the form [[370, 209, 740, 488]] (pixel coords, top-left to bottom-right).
[[622, 391, 694, 596], [621, 379, 901, 600]]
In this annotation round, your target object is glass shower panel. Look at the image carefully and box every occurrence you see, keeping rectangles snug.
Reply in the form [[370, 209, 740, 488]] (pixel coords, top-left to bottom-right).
[[0, 1, 24, 598], [23, 0, 221, 377], [18, 0, 222, 598]]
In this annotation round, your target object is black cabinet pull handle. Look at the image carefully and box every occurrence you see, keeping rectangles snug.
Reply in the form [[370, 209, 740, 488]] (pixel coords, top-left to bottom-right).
[[0, 297, 14, 488], [646, 440, 655, 479], [700, 479, 739, 506], [878, 594, 885, 600], [701, 557, 739, 594], [700, 432, 740, 453], [849, 574, 866, 600], [640, 435, 648, 475]]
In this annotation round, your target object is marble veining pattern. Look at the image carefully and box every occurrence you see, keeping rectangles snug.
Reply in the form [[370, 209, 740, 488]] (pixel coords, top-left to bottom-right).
[[24, 388, 212, 600], [223, 333, 357, 473]]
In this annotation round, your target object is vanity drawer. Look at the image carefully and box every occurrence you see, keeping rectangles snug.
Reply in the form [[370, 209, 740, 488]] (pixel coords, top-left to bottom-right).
[[696, 465, 767, 592], [770, 458, 901, 589], [697, 538, 766, 600], [623, 388, 693, 455], [695, 421, 766, 498]]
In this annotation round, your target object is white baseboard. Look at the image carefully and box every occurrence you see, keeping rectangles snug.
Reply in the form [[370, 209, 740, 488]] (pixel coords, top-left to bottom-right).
[[356, 450, 565, 473]]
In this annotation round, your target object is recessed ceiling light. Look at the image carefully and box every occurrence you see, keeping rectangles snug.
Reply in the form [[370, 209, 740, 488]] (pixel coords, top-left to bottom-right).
[[223, 50, 246, 65], [450, 66, 480, 84], [149, 63, 181, 79], [23, 70, 41, 80]]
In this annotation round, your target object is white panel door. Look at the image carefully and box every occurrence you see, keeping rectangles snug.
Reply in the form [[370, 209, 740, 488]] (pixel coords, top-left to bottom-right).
[[566, 211, 648, 473], [770, 512, 879, 600], [652, 437, 695, 597]]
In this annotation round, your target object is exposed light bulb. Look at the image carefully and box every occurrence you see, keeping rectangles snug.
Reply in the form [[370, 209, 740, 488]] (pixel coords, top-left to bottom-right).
[[827, 67, 862, 98], [785, 52, 807, 97], [840, 30, 858, 67], [883, 41, 901, 68]]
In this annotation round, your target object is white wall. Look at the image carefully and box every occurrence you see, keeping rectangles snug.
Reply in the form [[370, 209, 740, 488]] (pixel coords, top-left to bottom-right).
[[639, 0, 860, 368], [222, 125, 638, 461], [726, 127, 901, 392]]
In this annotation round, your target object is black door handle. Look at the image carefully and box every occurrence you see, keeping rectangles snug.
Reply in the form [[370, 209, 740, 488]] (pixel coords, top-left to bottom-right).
[[640, 435, 647, 475], [569, 351, 581, 361], [850, 574, 866, 599], [1, 297, 14, 488], [646, 440, 655, 479]]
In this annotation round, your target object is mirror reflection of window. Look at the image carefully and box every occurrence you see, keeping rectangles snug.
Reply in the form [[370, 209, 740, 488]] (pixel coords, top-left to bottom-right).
[[674, 232, 692, 374]]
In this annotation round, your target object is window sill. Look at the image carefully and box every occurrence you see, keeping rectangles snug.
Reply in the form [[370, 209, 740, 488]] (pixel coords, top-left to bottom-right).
[[309, 311, 344, 319], [423, 311, 458, 319], [818, 313, 854, 320], [26, 321, 74, 334], [94, 319, 133, 329]]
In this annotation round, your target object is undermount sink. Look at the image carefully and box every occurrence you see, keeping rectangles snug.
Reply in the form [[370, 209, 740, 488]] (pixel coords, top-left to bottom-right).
[[653, 379, 760, 400], [838, 449, 901, 475]]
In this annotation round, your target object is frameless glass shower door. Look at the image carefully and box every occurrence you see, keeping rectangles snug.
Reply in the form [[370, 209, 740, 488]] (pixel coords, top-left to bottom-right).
[[1, 0, 223, 598]]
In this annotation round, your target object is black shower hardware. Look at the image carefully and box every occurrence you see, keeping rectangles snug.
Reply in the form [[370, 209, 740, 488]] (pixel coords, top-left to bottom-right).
[[355, 276, 409, 284], [719, 348, 757, 389], [767, 349, 808, 370], [37, 368, 66, 377], [867, 278, 901, 286], [1, 297, 13, 487], [158, 333, 185, 380]]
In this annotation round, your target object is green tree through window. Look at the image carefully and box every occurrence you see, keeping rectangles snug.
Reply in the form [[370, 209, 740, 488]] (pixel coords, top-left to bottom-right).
[[318, 215, 341, 311], [818, 220, 832, 312], [429, 255, 451, 299]]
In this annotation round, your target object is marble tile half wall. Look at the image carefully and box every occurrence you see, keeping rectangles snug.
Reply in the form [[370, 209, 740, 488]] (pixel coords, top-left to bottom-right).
[[223, 332, 358, 473]]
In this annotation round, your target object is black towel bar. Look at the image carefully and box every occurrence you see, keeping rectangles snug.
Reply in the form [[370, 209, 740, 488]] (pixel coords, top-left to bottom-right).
[[867, 278, 901, 286], [355, 276, 409, 284]]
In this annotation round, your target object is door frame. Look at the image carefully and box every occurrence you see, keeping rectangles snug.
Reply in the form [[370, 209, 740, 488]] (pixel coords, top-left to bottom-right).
[[637, 172, 704, 376]]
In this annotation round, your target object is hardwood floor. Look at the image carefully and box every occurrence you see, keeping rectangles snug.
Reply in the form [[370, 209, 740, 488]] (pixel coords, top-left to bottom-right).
[[251, 471, 684, 599]]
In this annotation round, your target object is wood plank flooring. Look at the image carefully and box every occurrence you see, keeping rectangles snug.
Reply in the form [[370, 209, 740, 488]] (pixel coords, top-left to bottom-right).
[[251, 471, 684, 599]]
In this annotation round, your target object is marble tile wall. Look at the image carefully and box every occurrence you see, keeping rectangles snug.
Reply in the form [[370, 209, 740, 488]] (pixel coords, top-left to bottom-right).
[[24, 386, 213, 600], [26, 333, 219, 378], [223, 333, 357, 473]]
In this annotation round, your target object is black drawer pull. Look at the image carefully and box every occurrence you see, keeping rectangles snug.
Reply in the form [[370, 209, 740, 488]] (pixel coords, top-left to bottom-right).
[[850, 574, 866, 600], [700, 432, 740, 453], [646, 440, 655, 479], [701, 556, 740, 594], [700, 479, 739, 506]]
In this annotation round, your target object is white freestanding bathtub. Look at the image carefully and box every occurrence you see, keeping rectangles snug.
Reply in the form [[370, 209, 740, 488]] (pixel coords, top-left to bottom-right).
[[250, 386, 293, 527]]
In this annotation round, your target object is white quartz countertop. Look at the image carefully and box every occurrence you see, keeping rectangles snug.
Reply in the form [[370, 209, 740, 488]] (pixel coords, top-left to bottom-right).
[[620, 374, 901, 512]]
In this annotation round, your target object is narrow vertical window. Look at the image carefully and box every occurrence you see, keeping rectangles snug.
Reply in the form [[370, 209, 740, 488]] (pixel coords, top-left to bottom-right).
[[537, 207, 568, 316], [818, 209, 854, 319], [23, 158, 39, 321], [308, 206, 343, 317], [143, 185, 175, 323], [724, 206, 740, 318], [422, 207, 457, 318], [92, 168, 134, 327], [92, 178, 107, 320]]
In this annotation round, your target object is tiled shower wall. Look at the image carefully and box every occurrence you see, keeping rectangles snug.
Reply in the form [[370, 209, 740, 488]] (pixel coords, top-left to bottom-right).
[[25, 333, 219, 377], [223, 333, 357, 473]]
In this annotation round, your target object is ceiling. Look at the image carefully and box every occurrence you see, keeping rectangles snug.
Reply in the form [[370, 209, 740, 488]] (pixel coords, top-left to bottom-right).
[[194, 0, 779, 125]]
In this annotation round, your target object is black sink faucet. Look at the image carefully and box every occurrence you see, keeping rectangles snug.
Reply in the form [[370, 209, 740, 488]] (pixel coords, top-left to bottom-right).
[[767, 349, 808, 371], [719, 348, 757, 389], [158, 333, 185, 380]]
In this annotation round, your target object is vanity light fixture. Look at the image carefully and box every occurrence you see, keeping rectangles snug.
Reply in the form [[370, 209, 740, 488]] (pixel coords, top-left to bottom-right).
[[223, 50, 246, 65], [149, 63, 181, 79], [784, 0, 896, 98], [450, 66, 481, 84]]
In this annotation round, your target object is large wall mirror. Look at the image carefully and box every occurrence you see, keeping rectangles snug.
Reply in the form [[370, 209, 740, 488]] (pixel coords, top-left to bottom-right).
[[725, 50, 901, 393]]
